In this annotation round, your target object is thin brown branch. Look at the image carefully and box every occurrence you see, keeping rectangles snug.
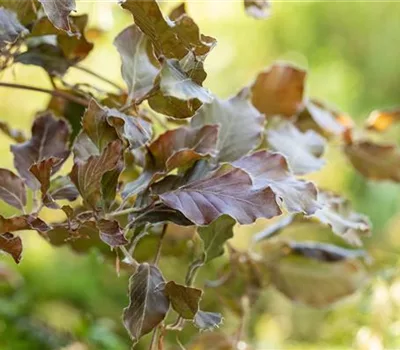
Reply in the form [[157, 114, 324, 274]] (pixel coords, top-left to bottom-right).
[[74, 65, 124, 91]]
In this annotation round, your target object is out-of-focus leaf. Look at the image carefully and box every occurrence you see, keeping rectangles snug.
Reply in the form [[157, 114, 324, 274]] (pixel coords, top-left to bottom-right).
[[38, 0, 76, 34], [169, 2, 186, 20], [191, 92, 264, 162], [233, 150, 319, 214], [0, 0, 37, 26], [253, 215, 294, 243], [11, 113, 71, 189], [267, 122, 326, 175], [0, 169, 26, 211], [188, 333, 234, 350], [244, 0, 270, 19], [313, 191, 371, 246], [72, 132, 99, 161], [0, 215, 51, 235], [114, 24, 159, 103], [160, 165, 281, 225], [0, 8, 28, 49], [0, 233, 22, 264], [123, 263, 170, 343], [164, 281, 202, 319], [194, 310, 223, 330], [198, 215, 235, 263], [365, 108, 400, 132], [0, 121, 26, 143], [251, 63, 306, 118], [70, 140, 122, 208], [345, 139, 400, 182], [96, 219, 128, 247]]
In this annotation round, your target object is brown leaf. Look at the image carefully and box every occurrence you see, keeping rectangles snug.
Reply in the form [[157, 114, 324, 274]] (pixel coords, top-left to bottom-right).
[[244, 0, 271, 19], [191, 92, 264, 162], [160, 165, 281, 225], [267, 122, 326, 175], [251, 63, 306, 118], [96, 219, 128, 247], [70, 140, 122, 208], [0, 121, 26, 143], [38, 0, 76, 34], [0, 169, 26, 211], [123, 263, 170, 343], [0, 215, 51, 235], [11, 113, 71, 189], [0, 233, 22, 264], [46, 176, 79, 203], [233, 151, 320, 215], [169, 2, 186, 20], [365, 108, 400, 132], [0, 8, 28, 49], [164, 281, 202, 319]]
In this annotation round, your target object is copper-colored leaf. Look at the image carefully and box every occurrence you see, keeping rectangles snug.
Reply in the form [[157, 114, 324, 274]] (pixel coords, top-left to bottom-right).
[[96, 219, 128, 247], [160, 165, 281, 225], [0, 169, 26, 211], [11, 113, 71, 189], [365, 108, 400, 132], [244, 0, 271, 19], [164, 281, 202, 319], [38, 0, 76, 34], [233, 151, 320, 215], [123, 263, 170, 343], [267, 122, 326, 175], [191, 92, 264, 162], [70, 140, 122, 209], [0, 8, 28, 49], [251, 63, 306, 118], [0, 233, 22, 264]]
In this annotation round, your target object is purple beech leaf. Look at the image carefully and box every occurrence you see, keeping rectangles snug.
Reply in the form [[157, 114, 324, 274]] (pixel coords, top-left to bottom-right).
[[0, 233, 23, 264], [0, 8, 28, 49], [0, 169, 27, 211], [198, 215, 236, 263], [69, 140, 122, 209], [101, 164, 123, 209], [96, 219, 128, 247], [0, 121, 26, 143], [114, 24, 160, 103], [47, 176, 79, 203], [11, 113, 71, 189], [244, 0, 271, 19], [251, 63, 306, 118], [123, 263, 170, 344], [160, 165, 282, 226], [169, 2, 186, 20], [164, 281, 202, 319], [0, 1, 37, 26], [194, 310, 223, 330], [38, 0, 76, 34], [73, 132, 100, 161], [191, 92, 264, 162], [313, 191, 372, 247], [0, 215, 51, 235], [253, 214, 295, 243], [232, 151, 320, 215], [267, 122, 326, 175]]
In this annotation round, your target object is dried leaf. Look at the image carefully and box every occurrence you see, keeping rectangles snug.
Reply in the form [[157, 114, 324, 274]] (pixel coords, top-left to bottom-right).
[[0, 8, 28, 49], [164, 281, 202, 319], [0, 233, 22, 264], [96, 219, 128, 247], [233, 151, 320, 215], [70, 140, 122, 208], [0, 215, 51, 235], [365, 108, 400, 132], [267, 122, 326, 175], [198, 215, 235, 263], [244, 0, 271, 19], [160, 165, 281, 225], [0, 169, 26, 211], [38, 0, 76, 34], [194, 310, 223, 330], [251, 63, 306, 118], [11, 113, 71, 189], [191, 92, 264, 162], [123, 263, 170, 343]]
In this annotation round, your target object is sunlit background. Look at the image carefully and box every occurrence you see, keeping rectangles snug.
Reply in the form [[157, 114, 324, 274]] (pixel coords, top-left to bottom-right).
[[1, 1, 400, 349]]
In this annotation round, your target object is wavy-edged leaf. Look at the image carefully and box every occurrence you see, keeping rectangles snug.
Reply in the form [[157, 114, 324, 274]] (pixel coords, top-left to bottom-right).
[[365, 108, 400, 132], [70, 140, 122, 208], [244, 0, 271, 19], [0, 233, 22, 264], [0, 169, 26, 211], [114, 24, 159, 103], [11, 113, 70, 189], [251, 63, 306, 118], [233, 151, 319, 215], [164, 281, 202, 319], [267, 122, 326, 175], [123, 263, 170, 343], [191, 92, 264, 162], [194, 310, 223, 330], [0, 8, 28, 49], [198, 215, 235, 263], [160, 165, 281, 225], [38, 0, 76, 34], [96, 219, 128, 247]]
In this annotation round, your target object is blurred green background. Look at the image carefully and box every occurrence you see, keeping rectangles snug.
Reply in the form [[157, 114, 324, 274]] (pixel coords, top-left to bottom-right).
[[1, 1, 400, 349]]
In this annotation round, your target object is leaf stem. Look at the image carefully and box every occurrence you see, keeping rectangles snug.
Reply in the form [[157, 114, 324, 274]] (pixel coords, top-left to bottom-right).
[[154, 224, 168, 265], [74, 65, 124, 91], [120, 246, 139, 269], [148, 326, 159, 350], [0, 82, 90, 107], [107, 206, 144, 218]]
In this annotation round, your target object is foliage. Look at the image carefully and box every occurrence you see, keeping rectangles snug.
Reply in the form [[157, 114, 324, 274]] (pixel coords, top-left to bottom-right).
[[0, 1, 398, 349]]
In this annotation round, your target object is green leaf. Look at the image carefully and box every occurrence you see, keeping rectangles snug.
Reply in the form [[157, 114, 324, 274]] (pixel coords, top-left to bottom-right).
[[0, 233, 23, 264], [0, 169, 26, 211], [123, 263, 170, 344], [198, 215, 235, 263], [164, 281, 202, 319]]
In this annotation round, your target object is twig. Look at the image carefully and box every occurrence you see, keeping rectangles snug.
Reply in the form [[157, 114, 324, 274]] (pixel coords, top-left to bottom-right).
[[148, 326, 159, 350], [74, 65, 124, 91], [120, 246, 139, 269], [154, 224, 168, 265], [0, 82, 90, 107]]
